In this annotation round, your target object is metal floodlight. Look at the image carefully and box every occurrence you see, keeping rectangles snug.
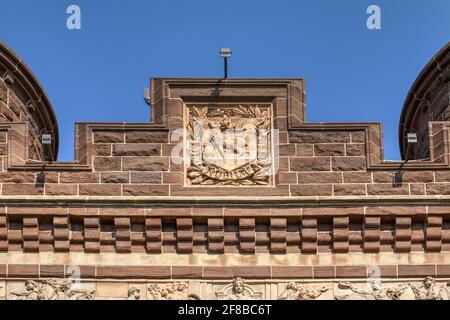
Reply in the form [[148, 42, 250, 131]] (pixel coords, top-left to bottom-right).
[[220, 48, 232, 58], [42, 133, 52, 145], [407, 133, 418, 144], [143, 87, 151, 105]]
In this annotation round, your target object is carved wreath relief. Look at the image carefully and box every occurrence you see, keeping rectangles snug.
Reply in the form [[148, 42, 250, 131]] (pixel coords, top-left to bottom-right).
[[185, 104, 273, 186]]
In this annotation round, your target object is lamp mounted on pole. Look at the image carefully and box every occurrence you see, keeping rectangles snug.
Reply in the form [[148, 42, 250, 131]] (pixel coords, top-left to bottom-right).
[[220, 48, 232, 78]]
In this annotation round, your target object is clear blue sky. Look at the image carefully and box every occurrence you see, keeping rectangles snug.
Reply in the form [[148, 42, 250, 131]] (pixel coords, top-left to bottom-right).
[[1, 0, 449, 161]]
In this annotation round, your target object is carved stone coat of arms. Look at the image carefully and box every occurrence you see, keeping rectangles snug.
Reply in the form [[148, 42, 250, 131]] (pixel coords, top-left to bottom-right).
[[184, 104, 273, 186]]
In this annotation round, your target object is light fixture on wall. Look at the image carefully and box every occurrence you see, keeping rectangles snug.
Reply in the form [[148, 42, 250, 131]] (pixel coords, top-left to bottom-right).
[[407, 133, 418, 144], [41, 133, 52, 145], [40, 129, 54, 162], [144, 87, 151, 106], [405, 132, 418, 162]]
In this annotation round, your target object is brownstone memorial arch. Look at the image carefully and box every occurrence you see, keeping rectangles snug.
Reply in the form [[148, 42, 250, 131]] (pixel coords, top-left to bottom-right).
[[1, 40, 450, 300]]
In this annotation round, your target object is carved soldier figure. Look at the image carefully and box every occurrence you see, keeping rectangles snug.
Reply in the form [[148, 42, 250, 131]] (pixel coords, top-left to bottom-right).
[[336, 279, 408, 300], [8, 280, 40, 300], [278, 282, 329, 300], [410, 277, 446, 300], [9, 280, 95, 300], [49, 280, 95, 300], [204, 121, 225, 163], [39, 279, 71, 300], [68, 289, 95, 300]]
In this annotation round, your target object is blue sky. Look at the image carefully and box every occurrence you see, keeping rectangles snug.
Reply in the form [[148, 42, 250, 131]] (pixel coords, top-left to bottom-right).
[[1, 0, 449, 160]]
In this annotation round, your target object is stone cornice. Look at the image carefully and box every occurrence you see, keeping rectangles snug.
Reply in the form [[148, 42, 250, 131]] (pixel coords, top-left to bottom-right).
[[0, 195, 450, 206]]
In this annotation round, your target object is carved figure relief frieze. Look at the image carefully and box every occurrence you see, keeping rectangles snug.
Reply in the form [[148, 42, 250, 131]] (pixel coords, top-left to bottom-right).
[[7, 280, 95, 300], [3, 277, 450, 300], [147, 282, 189, 300], [410, 276, 448, 300], [185, 104, 273, 186], [335, 280, 409, 300], [278, 282, 329, 300], [335, 277, 450, 300], [215, 277, 262, 300]]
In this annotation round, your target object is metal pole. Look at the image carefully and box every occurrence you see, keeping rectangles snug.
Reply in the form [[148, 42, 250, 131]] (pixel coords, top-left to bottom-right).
[[224, 57, 228, 78]]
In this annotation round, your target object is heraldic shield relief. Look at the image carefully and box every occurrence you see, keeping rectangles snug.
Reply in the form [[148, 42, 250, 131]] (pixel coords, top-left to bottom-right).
[[184, 104, 274, 186]]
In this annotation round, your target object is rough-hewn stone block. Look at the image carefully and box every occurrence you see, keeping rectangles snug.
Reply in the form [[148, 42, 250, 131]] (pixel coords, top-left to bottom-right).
[[2, 184, 43, 195], [101, 172, 129, 183], [60, 172, 99, 183], [93, 131, 124, 143], [113, 144, 161, 156], [79, 184, 121, 196], [125, 131, 168, 143], [291, 184, 332, 196], [122, 185, 169, 196], [297, 172, 342, 183], [130, 172, 161, 183], [93, 157, 121, 171], [426, 183, 450, 195], [345, 144, 365, 156], [333, 184, 366, 196], [290, 157, 330, 171], [314, 144, 345, 156], [45, 184, 78, 196], [367, 184, 410, 195], [331, 157, 366, 171], [289, 131, 350, 143], [122, 157, 169, 171]]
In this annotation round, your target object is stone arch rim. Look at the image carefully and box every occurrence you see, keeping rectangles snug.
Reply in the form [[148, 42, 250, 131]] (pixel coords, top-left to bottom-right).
[[0, 40, 59, 160], [399, 41, 450, 160]]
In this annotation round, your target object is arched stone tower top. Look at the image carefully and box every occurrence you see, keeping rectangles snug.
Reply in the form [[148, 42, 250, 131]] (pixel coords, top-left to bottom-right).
[[0, 41, 59, 161], [399, 42, 450, 160]]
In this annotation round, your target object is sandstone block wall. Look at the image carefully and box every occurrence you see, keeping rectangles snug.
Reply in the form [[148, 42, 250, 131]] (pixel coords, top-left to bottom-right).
[[2, 38, 450, 299]]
